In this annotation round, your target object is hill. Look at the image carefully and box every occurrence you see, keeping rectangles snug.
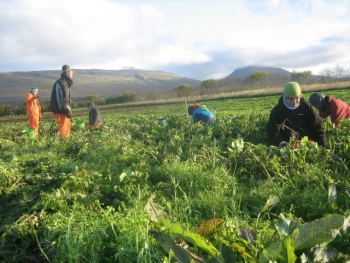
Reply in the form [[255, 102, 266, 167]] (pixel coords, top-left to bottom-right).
[[226, 65, 291, 78], [0, 68, 201, 106]]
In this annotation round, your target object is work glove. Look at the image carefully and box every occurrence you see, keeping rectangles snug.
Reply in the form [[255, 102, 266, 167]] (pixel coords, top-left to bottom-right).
[[64, 108, 73, 119]]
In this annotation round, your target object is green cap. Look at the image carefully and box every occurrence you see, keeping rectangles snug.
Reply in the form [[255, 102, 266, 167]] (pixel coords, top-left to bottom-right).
[[283, 82, 301, 97], [30, 86, 38, 92]]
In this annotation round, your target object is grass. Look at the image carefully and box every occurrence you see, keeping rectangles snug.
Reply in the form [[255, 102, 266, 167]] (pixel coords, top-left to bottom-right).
[[0, 84, 350, 262]]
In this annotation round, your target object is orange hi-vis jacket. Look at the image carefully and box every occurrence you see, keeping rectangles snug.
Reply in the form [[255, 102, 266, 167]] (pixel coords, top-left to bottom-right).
[[26, 93, 42, 118]]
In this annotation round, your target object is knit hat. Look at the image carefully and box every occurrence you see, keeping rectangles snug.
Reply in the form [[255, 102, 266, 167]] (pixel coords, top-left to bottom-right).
[[193, 104, 201, 110], [62, 65, 72, 72], [30, 86, 38, 92], [87, 102, 95, 108], [309, 93, 325, 108], [200, 105, 208, 111], [283, 82, 301, 97]]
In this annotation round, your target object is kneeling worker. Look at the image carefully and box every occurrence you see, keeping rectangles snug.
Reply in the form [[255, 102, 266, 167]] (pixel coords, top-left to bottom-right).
[[86, 102, 102, 130]]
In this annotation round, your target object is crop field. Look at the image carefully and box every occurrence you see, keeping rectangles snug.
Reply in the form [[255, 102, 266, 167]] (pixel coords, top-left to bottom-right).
[[1, 89, 350, 262]]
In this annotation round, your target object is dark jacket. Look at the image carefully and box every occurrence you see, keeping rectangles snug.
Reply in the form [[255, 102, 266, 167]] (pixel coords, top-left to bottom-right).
[[49, 72, 73, 115], [266, 96, 327, 147], [88, 103, 101, 125]]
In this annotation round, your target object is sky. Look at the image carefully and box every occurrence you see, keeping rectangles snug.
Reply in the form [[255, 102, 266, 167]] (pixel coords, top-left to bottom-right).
[[0, 0, 349, 80]]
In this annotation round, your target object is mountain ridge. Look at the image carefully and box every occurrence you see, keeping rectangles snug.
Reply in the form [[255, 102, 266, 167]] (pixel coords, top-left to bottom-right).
[[0, 65, 298, 106]]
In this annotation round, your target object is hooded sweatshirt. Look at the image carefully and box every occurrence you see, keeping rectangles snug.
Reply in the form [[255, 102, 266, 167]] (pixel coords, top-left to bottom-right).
[[88, 103, 102, 125], [192, 105, 216, 126], [49, 72, 73, 115]]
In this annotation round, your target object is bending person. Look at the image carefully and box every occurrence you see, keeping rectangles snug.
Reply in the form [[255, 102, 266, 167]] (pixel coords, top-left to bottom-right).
[[309, 92, 350, 127], [188, 104, 216, 126]]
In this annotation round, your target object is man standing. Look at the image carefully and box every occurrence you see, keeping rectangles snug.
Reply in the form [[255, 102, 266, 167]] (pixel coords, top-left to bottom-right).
[[49, 65, 74, 138], [26, 86, 42, 137]]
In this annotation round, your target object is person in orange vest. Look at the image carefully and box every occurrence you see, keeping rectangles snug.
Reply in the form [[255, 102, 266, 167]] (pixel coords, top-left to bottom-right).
[[26, 86, 42, 137], [49, 65, 74, 138]]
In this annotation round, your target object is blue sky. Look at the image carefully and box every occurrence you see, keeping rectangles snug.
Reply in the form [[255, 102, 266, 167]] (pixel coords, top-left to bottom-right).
[[0, 0, 349, 80]]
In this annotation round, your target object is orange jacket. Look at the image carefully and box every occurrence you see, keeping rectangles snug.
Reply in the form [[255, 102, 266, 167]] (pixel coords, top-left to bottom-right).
[[26, 93, 42, 118]]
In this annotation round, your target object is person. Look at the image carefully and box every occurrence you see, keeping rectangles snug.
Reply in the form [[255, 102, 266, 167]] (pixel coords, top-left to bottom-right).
[[266, 82, 327, 147], [309, 93, 350, 127], [49, 65, 74, 138], [86, 102, 102, 130], [25, 86, 42, 137], [188, 103, 216, 126]]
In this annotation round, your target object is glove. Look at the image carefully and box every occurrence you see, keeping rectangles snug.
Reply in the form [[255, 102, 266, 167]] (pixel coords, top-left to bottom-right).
[[64, 108, 73, 119], [66, 110, 73, 119], [279, 141, 288, 147]]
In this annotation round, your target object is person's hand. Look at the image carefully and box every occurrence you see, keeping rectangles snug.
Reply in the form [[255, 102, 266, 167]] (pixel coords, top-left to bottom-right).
[[64, 108, 73, 119], [66, 111, 73, 119], [35, 95, 40, 99], [279, 141, 288, 147]]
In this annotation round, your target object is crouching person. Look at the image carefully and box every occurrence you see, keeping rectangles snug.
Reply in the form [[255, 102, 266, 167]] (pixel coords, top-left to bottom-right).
[[86, 102, 102, 130], [188, 103, 216, 126]]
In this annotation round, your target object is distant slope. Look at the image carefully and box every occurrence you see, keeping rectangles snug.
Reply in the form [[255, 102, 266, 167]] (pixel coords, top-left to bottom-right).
[[0, 69, 200, 106], [226, 65, 291, 78]]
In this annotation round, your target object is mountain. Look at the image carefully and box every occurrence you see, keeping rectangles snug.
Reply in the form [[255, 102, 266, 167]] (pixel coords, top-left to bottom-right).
[[0, 69, 201, 106], [226, 65, 291, 78]]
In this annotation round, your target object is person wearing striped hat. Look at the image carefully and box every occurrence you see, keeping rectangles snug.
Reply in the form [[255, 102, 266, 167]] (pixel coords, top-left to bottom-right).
[[26, 86, 42, 137]]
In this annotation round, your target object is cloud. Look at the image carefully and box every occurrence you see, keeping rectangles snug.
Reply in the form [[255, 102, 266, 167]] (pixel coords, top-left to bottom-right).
[[0, 0, 349, 80]]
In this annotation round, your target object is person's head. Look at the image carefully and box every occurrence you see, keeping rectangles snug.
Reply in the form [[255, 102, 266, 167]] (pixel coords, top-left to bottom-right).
[[309, 93, 325, 109], [62, 64, 74, 78], [188, 105, 195, 115], [87, 102, 95, 109], [30, 86, 38, 96], [283, 82, 302, 108]]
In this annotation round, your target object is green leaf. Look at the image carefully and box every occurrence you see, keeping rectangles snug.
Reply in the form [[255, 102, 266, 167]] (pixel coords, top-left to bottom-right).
[[291, 214, 344, 250], [276, 214, 299, 239], [260, 195, 280, 213], [279, 237, 297, 263], [328, 184, 337, 203], [259, 240, 281, 263], [150, 230, 193, 263], [158, 216, 221, 260]]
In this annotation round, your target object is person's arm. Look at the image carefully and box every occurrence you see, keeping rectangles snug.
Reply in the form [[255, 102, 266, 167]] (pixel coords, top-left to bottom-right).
[[309, 107, 327, 147], [26, 93, 35, 103], [192, 112, 200, 123], [266, 107, 286, 146]]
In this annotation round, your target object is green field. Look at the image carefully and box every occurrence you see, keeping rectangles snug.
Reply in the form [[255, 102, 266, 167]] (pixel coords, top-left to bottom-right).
[[1, 89, 350, 262]]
